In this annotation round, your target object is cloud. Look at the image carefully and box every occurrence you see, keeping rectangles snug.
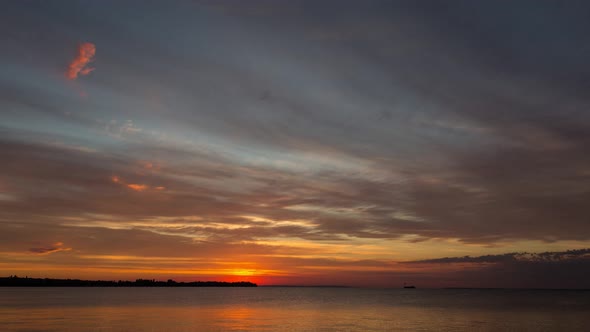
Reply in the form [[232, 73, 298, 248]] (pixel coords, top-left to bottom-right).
[[2, 1, 590, 288], [127, 184, 148, 191], [110, 174, 161, 192], [404, 249, 590, 264], [66, 42, 96, 80], [1, 132, 589, 246], [29, 242, 71, 255], [399, 249, 590, 289]]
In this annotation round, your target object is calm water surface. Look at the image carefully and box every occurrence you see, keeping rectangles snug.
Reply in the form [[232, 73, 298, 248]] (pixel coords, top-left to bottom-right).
[[1, 287, 589, 331]]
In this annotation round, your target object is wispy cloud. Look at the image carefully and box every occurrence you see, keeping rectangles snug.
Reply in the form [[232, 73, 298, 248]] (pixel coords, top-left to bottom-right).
[[2, 1, 590, 287], [110, 175, 161, 192], [127, 184, 148, 191], [66, 42, 96, 80], [29, 242, 71, 255]]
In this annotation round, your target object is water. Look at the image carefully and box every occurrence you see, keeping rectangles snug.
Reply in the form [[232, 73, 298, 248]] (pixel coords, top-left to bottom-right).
[[1, 287, 590, 331]]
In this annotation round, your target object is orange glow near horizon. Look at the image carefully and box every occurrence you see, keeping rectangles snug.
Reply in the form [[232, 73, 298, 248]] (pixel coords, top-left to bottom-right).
[[230, 269, 256, 276], [5, 234, 590, 287]]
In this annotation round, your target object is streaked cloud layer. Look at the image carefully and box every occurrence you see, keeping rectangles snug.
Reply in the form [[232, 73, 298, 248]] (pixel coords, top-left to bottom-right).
[[0, 0, 589, 287]]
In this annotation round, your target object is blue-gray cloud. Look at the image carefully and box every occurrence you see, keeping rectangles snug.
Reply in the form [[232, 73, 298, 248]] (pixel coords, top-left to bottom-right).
[[1, 0, 589, 251]]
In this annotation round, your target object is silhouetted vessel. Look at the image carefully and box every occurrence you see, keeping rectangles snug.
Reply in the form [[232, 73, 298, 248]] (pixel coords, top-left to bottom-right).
[[403, 283, 416, 289]]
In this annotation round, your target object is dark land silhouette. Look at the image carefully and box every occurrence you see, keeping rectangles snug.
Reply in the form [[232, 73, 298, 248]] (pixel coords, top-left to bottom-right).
[[0, 275, 256, 287]]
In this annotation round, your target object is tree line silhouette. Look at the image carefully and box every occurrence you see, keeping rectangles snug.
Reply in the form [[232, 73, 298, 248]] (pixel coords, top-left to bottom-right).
[[0, 275, 256, 287]]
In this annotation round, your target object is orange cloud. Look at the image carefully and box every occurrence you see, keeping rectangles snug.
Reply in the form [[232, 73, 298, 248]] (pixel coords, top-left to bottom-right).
[[127, 184, 148, 191], [66, 42, 96, 80], [110, 175, 164, 192]]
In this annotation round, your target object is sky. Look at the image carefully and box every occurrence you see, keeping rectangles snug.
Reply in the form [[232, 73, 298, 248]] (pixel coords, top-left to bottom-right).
[[1, 0, 590, 288]]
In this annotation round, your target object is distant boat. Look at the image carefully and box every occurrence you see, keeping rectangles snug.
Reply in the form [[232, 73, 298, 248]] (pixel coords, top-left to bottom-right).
[[403, 283, 416, 289]]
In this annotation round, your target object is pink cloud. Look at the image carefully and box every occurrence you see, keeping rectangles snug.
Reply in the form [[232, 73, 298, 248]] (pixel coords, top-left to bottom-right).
[[66, 42, 96, 80]]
